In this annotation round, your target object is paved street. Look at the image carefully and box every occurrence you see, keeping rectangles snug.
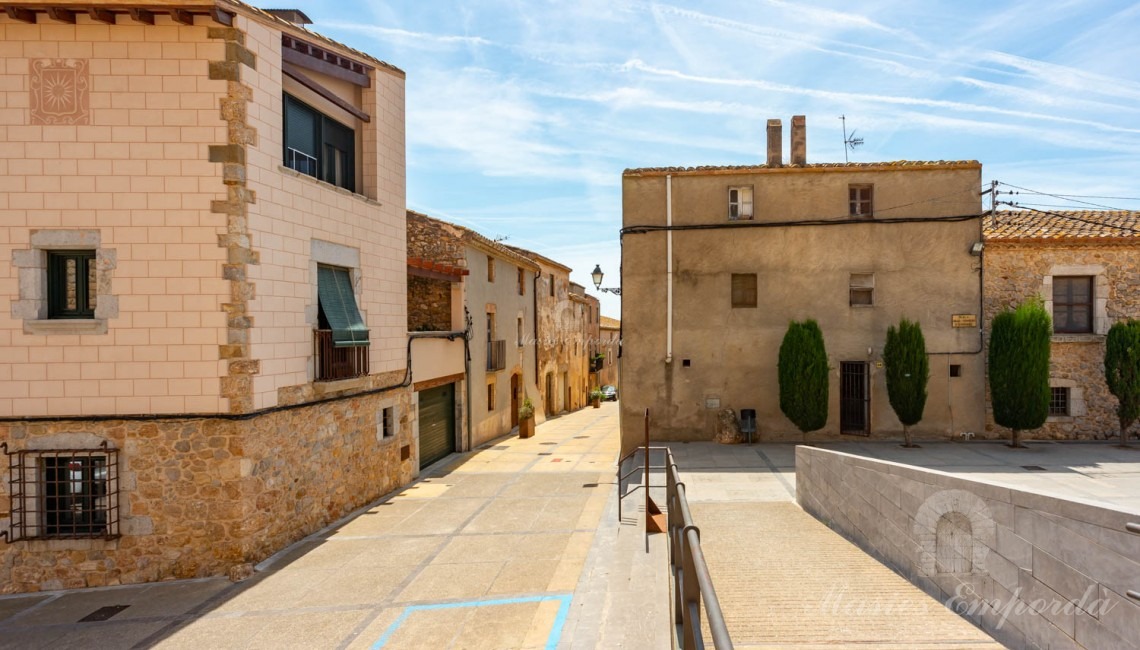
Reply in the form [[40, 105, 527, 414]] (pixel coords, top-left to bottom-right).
[[0, 403, 668, 649]]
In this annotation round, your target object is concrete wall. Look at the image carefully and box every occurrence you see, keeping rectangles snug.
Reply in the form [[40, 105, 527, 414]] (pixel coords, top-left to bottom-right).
[[797, 446, 1140, 650], [983, 242, 1140, 440], [621, 164, 986, 449]]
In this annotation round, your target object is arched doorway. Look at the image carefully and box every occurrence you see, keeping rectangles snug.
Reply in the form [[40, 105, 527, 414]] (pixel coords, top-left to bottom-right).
[[510, 373, 520, 428]]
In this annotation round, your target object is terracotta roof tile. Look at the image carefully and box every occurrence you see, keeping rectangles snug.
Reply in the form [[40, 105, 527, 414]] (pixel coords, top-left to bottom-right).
[[983, 210, 1140, 242], [600, 316, 621, 329], [624, 160, 980, 175]]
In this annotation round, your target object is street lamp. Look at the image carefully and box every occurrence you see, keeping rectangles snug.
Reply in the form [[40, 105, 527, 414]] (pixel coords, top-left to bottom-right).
[[591, 264, 621, 295]]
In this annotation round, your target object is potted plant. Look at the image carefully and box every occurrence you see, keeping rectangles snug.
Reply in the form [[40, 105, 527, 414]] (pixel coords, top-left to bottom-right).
[[589, 387, 604, 408], [518, 397, 536, 438]]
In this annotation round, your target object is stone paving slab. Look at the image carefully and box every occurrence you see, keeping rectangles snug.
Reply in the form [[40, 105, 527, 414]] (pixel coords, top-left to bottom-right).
[[0, 403, 669, 649]]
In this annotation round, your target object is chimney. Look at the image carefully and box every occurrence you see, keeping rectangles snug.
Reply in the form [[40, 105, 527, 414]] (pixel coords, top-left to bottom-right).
[[791, 115, 806, 165], [766, 119, 782, 167]]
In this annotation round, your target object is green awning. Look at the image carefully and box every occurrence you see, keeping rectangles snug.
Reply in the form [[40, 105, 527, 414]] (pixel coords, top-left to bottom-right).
[[317, 265, 370, 347]]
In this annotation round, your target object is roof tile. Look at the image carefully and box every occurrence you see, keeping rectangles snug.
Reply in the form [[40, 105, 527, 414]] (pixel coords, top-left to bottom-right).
[[983, 210, 1140, 242]]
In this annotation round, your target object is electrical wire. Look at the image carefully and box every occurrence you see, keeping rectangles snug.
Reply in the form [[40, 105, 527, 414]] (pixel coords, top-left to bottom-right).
[[995, 202, 1140, 235], [996, 181, 1124, 211], [621, 213, 982, 236]]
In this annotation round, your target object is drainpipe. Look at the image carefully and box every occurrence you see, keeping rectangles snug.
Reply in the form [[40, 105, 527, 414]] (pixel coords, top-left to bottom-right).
[[665, 173, 674, 365], [463, 306, 473, 451]]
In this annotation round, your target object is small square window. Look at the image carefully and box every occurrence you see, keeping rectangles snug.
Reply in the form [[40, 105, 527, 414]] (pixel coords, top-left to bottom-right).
[[1049, 387, 1070, 416], [731, 273, 757, 308], [487, 256, 495, 282], [949, 364, 962, 378], [382, 407, 395, 438], [1053, 276, 1093, 334], [47, 250, 97, 319], [849, 184, 873, 217], [729, 186, 754, 220], [849, 273, 874, 307]]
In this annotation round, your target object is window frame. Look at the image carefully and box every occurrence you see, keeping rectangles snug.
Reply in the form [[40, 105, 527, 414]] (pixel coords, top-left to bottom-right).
[[728, 185, 754, 221], [1052, 276, 1094, 334], [849, 273, 875, 307], [487, 381, 496, 411], [46, 250, 96, 319], [849, 184, 874, 218], [731, 273, 757, 309], [283, 93, 357, 193], [1049, 387, 1070, 416]]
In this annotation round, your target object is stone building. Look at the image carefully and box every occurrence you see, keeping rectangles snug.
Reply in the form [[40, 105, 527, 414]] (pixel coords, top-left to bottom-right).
[[570, 283, 601, 401], [982, 209, 1140, 440], [1, 2, 412, 593], [597, 316, 621, 389], [508, 247, 598, 418], [620, 116, 988, 452], [406, 211, 541, 449]]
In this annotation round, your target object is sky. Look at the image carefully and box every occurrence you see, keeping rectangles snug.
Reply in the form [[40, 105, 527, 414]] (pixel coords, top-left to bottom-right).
[[284, 1, 1140, 319]]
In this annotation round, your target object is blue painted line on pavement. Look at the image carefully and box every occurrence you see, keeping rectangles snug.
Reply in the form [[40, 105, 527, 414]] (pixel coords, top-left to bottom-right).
[[371, 593, 574, 649]]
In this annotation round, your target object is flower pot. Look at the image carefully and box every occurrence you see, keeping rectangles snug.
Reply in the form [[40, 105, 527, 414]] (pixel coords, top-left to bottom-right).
[[519, 417, 535, 438], [591, 398, 601, 408]]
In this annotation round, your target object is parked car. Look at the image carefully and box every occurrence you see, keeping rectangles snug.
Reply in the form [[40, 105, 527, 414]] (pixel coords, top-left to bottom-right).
[[601, 385, 618, 401]]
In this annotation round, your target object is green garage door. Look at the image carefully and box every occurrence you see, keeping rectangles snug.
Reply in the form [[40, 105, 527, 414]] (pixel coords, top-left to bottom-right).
[[418, 383, 456, 469]]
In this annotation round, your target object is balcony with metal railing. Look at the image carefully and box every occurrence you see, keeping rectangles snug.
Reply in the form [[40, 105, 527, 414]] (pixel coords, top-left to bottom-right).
[[314, 329, 370, 381]]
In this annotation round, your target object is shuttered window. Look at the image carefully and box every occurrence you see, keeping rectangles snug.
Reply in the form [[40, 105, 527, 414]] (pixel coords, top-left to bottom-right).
[[317, 265, 369, 347], [731, 273, 757, 308]]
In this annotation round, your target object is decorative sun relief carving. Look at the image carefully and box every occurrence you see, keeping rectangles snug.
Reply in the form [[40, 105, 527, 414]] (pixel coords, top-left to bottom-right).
[[30, 59, 90, 125]]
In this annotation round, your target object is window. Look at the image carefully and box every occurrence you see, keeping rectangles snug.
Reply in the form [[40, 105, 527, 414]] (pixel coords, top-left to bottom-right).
[[4, 447, 120, 541], [729, 186, 754, 220], [517, 317, 524, 347], [731, 273, 757, 308], [849, 273, 874, 306], [849, 184, 873, 217], [1049, 387, 1070, 416], [518, 268, 526, 296], [487, 382, 496, 411], [949, 364, 962, 378], [487, 256, 495, 282], [1053, 276, 1093, 333], [284, 94, 355, 192], [315, 265, 369, 381], [549, 273, 555, 297], [47, 250, 96, 319], [381, 407, 395, 438]]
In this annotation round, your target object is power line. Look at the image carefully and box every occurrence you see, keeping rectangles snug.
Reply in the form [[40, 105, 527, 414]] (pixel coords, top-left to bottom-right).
[[996, 181, 1123, 211]]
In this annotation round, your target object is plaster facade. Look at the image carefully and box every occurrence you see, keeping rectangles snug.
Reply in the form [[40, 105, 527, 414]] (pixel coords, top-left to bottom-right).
[[0, 2, 414, 593], [620, 125, 986, 451], [597, 316, 621, 389]]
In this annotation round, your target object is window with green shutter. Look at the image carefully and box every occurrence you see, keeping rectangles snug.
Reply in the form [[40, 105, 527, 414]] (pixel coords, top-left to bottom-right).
[[317, 265, 369, 347]]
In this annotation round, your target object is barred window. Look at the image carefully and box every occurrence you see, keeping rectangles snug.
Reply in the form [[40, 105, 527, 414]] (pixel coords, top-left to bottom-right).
[[1049, 387, 1070, 416], [2, 444, 120, 542]]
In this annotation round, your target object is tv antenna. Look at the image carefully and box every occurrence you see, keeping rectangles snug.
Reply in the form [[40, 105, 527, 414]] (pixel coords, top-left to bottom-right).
[[839, 115, 863, 163]]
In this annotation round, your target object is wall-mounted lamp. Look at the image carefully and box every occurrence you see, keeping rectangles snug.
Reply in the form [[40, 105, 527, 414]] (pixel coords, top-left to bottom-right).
[[591, 264, 621, 295], [969, 242, 985, 256]]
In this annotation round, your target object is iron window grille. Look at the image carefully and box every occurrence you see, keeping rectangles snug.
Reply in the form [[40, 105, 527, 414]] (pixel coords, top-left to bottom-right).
[[728, 186, 754, 220], [283, 94, 355, 192], [1049, 387, 1070, 416], [1053, 276, 1094, 333], [2, 442, 120, 543], [47, 250, 97, 319], [849, 184, 873, 217]]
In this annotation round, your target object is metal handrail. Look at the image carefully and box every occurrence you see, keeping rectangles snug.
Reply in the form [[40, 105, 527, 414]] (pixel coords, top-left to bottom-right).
[[666, 451, 733, 650], [1128, 522, 1140, 603], [616, 445, 670, 522]]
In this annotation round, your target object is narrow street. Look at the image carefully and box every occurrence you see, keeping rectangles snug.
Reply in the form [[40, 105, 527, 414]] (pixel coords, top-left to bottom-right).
[[0, 403, 668, 649]]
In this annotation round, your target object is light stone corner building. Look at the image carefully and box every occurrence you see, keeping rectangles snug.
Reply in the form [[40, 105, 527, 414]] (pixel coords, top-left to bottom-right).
[[1, 1, 412, 593]]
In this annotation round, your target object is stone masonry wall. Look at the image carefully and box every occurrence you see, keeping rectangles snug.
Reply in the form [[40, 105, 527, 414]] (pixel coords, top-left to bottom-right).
[[407, 275, 451, 331], [983, 242, 1140, 440], [0, 380, 413, 593]]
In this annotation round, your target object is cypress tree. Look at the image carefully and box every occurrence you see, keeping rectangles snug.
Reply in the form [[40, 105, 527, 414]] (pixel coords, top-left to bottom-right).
[[884, 318, 929, 448], [778, 319, 829, 439], [1105, 319, 1140, 447], [988, 298, 1051, 447]]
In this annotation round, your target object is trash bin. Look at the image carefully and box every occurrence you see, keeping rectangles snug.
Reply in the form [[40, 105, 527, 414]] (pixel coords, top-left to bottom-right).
[[739, 408, 756, 444]]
